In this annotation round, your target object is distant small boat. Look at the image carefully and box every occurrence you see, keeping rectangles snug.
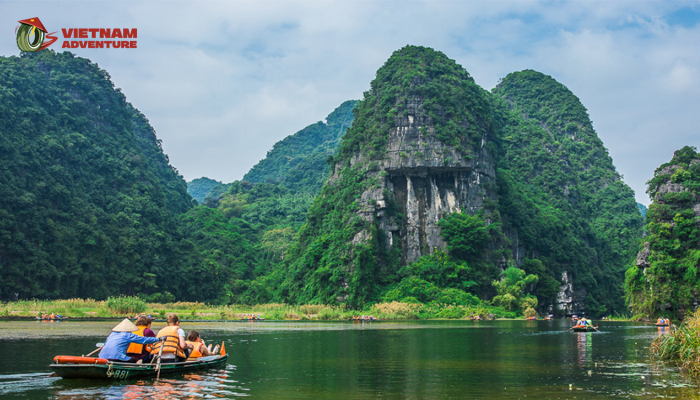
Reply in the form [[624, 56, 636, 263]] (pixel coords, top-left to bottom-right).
[[36, 316, 63, 321], [572, 325, 597, 332], [655, 323, 670, 327]]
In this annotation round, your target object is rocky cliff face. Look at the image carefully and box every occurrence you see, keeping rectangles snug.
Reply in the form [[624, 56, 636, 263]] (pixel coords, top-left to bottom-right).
[[626, 146, 700, 318], [344, 96, 496, 264]]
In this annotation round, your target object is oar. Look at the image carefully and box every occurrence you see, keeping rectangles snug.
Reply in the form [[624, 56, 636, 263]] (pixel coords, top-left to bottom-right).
[[155, 339, 164, 381], [84, 342, 104, 357], [591, 324, 600, 332]]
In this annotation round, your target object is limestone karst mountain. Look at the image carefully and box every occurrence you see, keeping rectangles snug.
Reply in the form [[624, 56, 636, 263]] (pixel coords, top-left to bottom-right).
[[280, 46, 642, 316], [626, 146, 700, 318]]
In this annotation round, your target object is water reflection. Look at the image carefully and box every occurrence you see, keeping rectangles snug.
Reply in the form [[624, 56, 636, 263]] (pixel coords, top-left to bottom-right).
[[576, 332, 592, 366], [49, 365, 246, 399], [1, 320, 699, 399]]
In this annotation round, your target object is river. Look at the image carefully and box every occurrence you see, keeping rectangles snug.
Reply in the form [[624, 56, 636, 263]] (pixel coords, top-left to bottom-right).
[[0, 319, 695, 399]]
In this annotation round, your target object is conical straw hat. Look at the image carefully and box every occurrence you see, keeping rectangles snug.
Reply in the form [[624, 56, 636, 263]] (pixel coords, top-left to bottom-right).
[[112, 318, 138, 332]]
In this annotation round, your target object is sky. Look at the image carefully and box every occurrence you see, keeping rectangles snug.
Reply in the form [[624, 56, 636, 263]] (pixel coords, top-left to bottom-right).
[[3, 1, 700, 206]]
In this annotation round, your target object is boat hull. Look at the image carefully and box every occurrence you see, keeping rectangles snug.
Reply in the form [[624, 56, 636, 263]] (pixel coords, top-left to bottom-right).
[[50, 355, 228, 380], [572, 327, 595, 332]]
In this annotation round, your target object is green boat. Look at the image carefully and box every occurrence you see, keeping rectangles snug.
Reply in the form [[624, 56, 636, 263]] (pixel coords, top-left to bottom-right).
[[50, 354, 228, 380]]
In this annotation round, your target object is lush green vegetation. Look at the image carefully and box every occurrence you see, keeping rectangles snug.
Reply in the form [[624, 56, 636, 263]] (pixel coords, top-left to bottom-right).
[[1, 48, 643, 319], [0, 50, 195, 300], [0, 297, 513, 320], [243, 100, 357, 194], [336, 46, 492, 162], [491, 70, 643, 316], [651, 309, 700, 375], [281, 46, 496, 309], [625, 146, 700, 319]]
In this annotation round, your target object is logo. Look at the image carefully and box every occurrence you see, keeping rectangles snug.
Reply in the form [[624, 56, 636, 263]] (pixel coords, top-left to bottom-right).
[[15, 17, 57, 52]]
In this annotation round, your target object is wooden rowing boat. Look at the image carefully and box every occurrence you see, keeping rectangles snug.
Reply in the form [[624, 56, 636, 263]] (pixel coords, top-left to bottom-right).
[[572, 325, 596, 332], [50, 354, 228, 380], [655, 323, 670, 327]]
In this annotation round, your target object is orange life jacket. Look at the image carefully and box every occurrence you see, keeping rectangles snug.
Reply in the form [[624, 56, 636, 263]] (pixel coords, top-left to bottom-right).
[[186, 340, 204, 360], [126, 326, 152, 355], [150, 325, 186, 359]]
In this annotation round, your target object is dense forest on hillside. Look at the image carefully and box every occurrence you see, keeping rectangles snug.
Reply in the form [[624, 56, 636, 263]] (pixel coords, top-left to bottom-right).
[[626, 146, 700, 319], [280, 46, 499, 308], [0, 51, 260, 302], [0, 51, 191, 299], [491, 70, 643, 315], [267, 47, 642, 315], [2, 48, 644, 318]]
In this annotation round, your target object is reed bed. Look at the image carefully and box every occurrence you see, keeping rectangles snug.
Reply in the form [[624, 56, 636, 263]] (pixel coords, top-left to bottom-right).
[[1, 298, 521, 320], [651, 310, 700, 376]]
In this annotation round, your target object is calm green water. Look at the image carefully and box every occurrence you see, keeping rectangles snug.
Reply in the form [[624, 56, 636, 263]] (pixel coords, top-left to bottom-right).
[[0, 320, 695, 399]]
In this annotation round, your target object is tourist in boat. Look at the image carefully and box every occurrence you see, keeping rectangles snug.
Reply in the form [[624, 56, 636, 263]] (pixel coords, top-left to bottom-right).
[[126, 315, 156, 363], [185, 330, 217, 360], [151, 314, 193, 362], [99, 318, 162, 363]]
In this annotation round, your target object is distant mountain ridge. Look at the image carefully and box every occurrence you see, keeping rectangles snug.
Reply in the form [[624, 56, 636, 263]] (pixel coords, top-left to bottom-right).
[[243, 100, 358, 194], [187, 177, 224, 203]]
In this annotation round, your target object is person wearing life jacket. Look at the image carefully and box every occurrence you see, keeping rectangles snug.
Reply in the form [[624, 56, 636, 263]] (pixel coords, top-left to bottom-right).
[[99, 318, 162, 363], [150, 314, 193, 362], [126, 315, 156, 362], [185, 330, 215, 361]]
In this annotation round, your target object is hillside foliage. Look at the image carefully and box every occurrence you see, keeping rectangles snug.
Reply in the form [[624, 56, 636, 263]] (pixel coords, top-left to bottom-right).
[[625, 146, 700, 319], [2, 48, 643, 318]]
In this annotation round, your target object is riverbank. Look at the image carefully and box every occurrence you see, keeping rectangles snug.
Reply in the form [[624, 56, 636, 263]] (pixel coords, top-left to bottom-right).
[[1, 298, 522, 321], [651, 309, 700, 375]]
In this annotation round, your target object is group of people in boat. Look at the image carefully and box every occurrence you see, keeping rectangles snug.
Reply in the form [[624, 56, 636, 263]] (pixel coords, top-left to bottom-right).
[[656, 317, 670, 325], [242, 314, 263, 320], [98, 314, 219, 364], [351, 315, 376, 321], [572, 317, 595, 330], [38, 312, 62, 320]]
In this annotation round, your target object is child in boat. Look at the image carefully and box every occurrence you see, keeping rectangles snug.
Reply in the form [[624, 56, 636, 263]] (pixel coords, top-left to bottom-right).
[[99, 319, 162, 363], [185, 331, 219, 360]]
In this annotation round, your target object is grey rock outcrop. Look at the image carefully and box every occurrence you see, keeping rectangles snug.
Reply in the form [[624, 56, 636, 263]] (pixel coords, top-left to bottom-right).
[[339, 96, 495, 263], [635, 242, 651, 270], [556, 271, 587, 316]]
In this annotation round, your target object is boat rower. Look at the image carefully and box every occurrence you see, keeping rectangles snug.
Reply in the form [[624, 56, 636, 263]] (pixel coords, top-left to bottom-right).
[[99, 319, 162, 363]]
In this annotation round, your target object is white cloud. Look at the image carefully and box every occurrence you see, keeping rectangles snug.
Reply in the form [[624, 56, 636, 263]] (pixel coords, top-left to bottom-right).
[[2, 0, 699, 205]]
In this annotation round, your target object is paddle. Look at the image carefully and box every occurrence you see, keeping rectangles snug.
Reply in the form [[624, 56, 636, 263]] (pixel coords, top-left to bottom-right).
[[155, 338, 164, 381], [84, 342, 104, 357]]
